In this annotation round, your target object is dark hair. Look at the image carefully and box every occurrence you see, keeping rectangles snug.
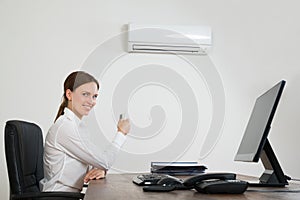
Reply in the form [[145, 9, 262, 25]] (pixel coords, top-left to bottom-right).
[[54, 71, 99, 121]]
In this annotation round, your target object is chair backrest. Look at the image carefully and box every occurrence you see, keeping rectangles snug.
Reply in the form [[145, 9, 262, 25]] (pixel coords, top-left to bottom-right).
[[5, 120, 44, 195]]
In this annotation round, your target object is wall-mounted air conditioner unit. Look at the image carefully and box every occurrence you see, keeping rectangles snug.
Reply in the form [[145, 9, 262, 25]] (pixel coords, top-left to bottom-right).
[[128, 24, 212, 55]]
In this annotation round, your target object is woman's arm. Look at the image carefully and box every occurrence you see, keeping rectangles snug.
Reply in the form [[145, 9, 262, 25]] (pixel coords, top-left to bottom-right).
[[54, 121, 127, 170]]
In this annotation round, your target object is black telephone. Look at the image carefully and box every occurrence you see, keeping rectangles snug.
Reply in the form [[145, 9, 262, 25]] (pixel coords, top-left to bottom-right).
[[143, 173, 248, 194], [183, 172, 248, 194]]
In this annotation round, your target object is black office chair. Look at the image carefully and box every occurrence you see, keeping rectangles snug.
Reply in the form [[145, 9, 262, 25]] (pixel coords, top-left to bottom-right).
[[4, 120, 85, 200]]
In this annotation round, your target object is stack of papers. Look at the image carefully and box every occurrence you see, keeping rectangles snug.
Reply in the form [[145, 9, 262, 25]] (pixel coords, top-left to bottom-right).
[[151, 161, 207, 175]]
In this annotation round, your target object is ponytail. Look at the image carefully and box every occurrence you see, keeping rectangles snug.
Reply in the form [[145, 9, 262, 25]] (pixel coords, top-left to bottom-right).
[[54, 96, 68, 122]]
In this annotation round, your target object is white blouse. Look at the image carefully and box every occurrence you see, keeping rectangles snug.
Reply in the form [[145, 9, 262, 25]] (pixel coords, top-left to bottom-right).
[[40, 108, 126, 192]]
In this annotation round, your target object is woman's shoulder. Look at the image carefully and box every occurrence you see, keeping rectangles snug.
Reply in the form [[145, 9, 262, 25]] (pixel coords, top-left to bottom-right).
[[47, 116, 79, 143], [50, 115, 75, 132]]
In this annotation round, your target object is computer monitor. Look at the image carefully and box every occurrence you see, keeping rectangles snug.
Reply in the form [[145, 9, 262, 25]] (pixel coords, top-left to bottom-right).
[[234, 80, 288, 187]]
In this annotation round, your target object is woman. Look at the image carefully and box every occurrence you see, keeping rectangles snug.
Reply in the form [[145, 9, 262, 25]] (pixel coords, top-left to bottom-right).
[[40, 71, 130, 192]]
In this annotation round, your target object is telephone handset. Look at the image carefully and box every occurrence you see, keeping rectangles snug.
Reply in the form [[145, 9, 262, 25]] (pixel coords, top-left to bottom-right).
[[183, 172, 236, 187]]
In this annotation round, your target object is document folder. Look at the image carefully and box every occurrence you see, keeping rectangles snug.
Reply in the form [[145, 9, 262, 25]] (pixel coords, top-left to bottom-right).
[[151, 162, 207, 175]]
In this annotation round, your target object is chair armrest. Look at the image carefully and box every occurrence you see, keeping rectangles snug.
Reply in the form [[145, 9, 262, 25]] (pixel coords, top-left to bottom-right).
[[11, 191, 84, 199]]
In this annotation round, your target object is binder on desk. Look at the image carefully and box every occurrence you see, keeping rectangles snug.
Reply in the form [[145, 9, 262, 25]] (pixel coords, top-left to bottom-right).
[[151, 162, 207, 175]]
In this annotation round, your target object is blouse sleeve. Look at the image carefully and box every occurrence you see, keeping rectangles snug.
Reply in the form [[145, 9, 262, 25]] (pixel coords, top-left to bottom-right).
[[55, 121, 126, 170]]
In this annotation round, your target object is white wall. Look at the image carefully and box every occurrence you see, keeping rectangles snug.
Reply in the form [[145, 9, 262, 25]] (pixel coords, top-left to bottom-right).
[[1, 0, 300, 199]]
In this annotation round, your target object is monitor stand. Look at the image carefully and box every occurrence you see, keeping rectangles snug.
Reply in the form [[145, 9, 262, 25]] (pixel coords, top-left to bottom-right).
[[248, 139, 288, 187]]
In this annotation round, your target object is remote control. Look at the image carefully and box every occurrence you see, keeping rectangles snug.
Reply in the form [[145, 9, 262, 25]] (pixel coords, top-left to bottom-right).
[[119, 114, 125, 120]]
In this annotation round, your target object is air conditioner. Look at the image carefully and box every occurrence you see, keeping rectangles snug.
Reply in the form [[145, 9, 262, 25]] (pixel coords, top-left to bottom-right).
[[128, 24, 212, 55]]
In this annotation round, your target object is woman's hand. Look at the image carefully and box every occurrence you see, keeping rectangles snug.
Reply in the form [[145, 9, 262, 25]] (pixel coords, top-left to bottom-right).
[[84, 168, 106, 183], [117, 119, 131, 135]]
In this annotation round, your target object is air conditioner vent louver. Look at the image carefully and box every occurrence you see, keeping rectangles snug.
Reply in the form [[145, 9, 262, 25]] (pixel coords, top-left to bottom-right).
[[132, 44, 208, 54]]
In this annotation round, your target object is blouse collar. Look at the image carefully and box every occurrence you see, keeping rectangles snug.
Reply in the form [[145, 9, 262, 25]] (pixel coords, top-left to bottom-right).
[[63, 107, 82, 126]]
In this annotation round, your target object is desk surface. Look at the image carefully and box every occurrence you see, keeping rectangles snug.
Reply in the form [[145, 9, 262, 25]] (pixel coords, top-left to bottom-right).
[[84, 174, 300, 200]]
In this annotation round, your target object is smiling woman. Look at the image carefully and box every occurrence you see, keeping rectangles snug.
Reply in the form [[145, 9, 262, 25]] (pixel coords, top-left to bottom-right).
[[54, 71, 100, 121], [66, 81, 99, 119], [40, 71, 131, 193]]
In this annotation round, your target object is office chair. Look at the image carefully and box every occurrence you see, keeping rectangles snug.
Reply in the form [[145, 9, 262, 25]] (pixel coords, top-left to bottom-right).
[[4, 120, 85, 200]]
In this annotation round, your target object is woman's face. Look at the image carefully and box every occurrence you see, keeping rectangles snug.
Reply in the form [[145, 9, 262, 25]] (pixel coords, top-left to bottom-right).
[[66, 82, 99, 119]]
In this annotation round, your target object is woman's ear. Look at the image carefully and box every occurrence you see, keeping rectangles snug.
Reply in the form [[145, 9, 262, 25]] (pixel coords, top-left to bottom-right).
[[65, 89, 72, 101]]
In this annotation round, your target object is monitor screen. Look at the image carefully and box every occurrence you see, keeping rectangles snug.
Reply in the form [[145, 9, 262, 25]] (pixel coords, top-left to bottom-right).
[[235, 80, 285, 162]]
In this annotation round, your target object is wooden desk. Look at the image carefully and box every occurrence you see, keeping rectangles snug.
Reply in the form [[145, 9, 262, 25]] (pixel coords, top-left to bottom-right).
[[84, 174, 300, 200]]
